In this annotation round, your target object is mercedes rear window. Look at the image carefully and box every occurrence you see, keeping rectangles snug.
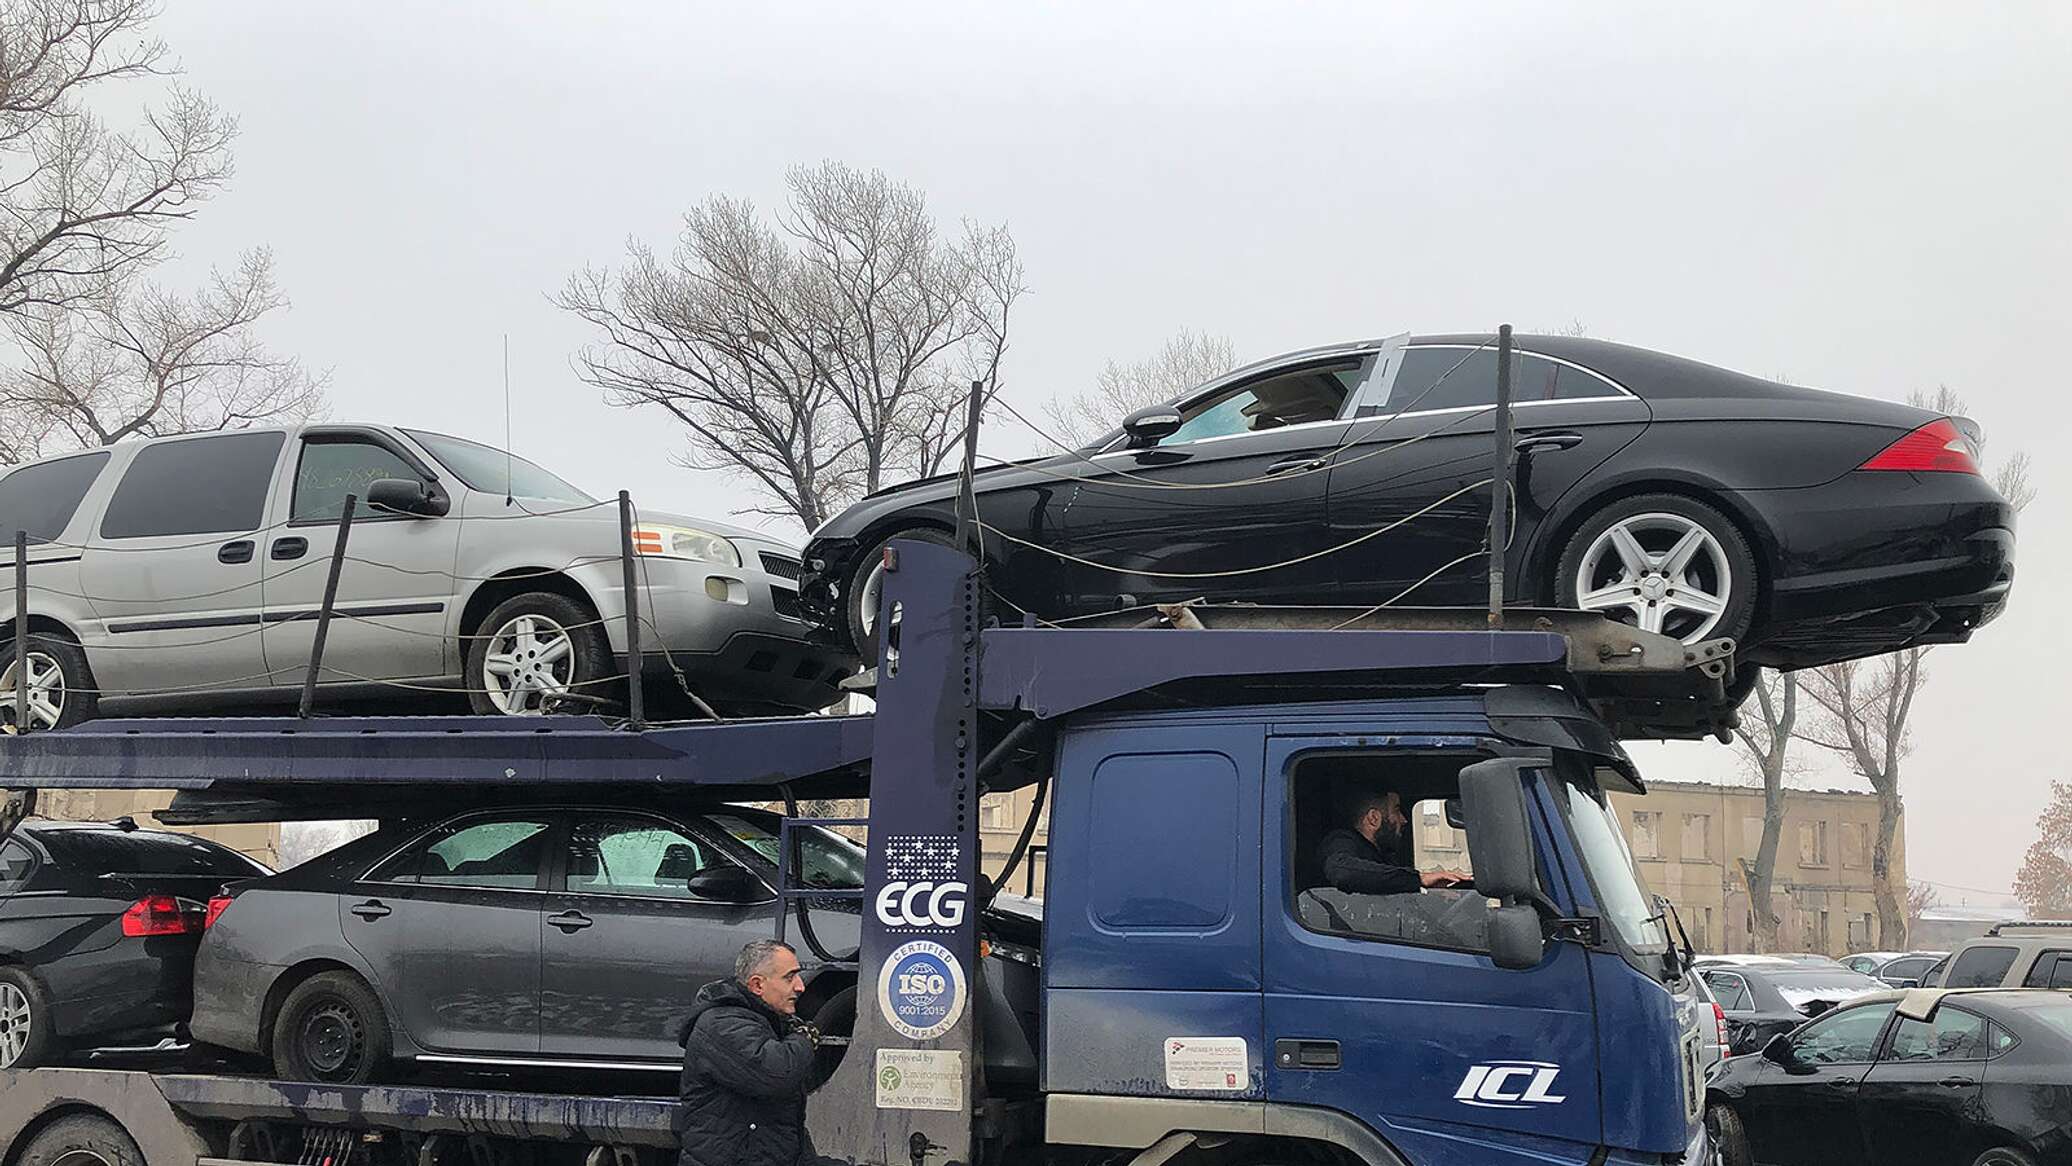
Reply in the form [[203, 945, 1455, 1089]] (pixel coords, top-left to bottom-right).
[[37, 830, 269, 877]]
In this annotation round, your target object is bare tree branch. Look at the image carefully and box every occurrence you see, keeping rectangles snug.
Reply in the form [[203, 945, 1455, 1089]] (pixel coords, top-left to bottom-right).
[[1042, 328, 1238, 449]]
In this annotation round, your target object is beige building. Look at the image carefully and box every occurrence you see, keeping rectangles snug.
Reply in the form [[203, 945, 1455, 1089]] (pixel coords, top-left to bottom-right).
[[33, 788, 281, 869]]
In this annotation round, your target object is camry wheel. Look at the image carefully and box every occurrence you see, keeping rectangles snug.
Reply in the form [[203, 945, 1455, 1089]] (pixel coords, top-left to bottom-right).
[[464, 592, 613, 716], [1556, 495, 1756, 646], [0, 635, 95, 731], [0, 967, 53, 1070], [271, 971, 390, 1085]]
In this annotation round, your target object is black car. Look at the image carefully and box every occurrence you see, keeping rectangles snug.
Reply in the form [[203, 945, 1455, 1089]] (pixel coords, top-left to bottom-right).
[[1698, 961, 1889, 1056], [190, 803, 1040, 1086], [802, 334, 2014, 673], [0, 819, 271, 1069], [1707, 989, 2072, 1166]]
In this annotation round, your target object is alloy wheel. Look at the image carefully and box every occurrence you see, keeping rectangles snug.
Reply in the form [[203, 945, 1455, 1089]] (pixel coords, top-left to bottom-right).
[[0, 651, 66, 731], [480, 614, 576, 715], [1573, 513, 1733, 642], [858, 558, 888, 641], [299, 1000, 365, 1081], [0, 982, 31, 1068]]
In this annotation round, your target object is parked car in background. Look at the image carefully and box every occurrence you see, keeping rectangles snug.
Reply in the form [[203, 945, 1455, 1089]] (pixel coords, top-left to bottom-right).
[[0, 819, 270, 1069], [190, 802, 1039, 1087], [1843, 949, 1948, 988], [803, 333, 2015, 677], [1935, 926, 2072, 990], [1697, 960, 1889, 1055], [1707, 989, 2072, 1166], [0, 425, 855, 729], [1701, 952, 1840, 969], [1682, 969, 1730, 1079]]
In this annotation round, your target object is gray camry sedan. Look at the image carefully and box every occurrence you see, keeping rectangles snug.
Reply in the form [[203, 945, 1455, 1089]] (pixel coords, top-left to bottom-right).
[[0, 424, 854, 724]]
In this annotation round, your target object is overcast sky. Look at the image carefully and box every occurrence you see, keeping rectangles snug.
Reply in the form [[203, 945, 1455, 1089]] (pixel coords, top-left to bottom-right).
[[146, 2, 2068, 901]]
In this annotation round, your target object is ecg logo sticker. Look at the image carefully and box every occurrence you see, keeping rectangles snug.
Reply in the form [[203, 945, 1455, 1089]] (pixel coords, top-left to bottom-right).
[[1453, 1062, 1568, 1109], [877, 835, 968, 929]]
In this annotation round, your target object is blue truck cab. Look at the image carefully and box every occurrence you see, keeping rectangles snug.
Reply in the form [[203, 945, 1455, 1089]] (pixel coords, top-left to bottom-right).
[[1038, 690, 1708, 1166]]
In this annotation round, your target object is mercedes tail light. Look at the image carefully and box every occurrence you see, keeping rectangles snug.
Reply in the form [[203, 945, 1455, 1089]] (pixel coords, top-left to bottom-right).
[[121, 895, 205, 937], [204, 894, 235, 931], [1713, 1003, 1730, 1058], [1858, 417, 1981, 475]]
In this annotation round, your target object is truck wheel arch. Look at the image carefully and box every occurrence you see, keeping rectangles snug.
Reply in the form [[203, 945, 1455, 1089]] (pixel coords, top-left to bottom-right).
[[1045, 1095, 1409, 1166]]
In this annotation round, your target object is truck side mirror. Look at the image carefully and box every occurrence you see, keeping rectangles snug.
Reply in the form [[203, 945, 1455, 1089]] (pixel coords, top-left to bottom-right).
[[1459, 757, 1547, 971], [1488, 905, 1544, 971], [1121, 405, 1183, 448]]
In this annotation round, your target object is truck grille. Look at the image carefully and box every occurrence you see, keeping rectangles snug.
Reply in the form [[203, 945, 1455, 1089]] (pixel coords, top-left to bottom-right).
[[760, 553, 803, 582], [1681, 1031, 1704, 1120]]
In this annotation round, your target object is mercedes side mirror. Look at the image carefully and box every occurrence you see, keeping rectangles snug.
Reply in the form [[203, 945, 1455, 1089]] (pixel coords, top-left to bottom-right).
[[366, 477, 450, 518], [1459, 757, 1547, 971], [1121, 405, 1183, 449], [687, 866, 769, 904]]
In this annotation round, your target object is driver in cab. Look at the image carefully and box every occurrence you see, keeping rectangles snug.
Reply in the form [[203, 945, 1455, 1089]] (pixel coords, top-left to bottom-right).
[[1319, 790, 1469, 894]]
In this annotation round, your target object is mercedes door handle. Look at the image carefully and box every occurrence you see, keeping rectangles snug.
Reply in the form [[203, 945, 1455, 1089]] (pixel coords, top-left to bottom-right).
[[218, 540, 255, 565], [548, 910, 594, 933], [271, 537, 309, 561], [1267, 457, 1329, 477], [350, 900, 392, 921], [1515, 432, 1584, 455]]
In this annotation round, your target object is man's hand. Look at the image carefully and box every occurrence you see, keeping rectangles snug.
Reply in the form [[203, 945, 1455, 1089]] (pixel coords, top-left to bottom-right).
[[788, 1017, 823, 1047], [1421, 869, 1470, 889]]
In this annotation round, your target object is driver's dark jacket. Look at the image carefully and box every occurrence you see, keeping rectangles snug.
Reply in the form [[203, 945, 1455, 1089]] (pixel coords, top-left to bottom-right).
[[676, 979, 822, 1166], [1317, 827, 1422, 894]]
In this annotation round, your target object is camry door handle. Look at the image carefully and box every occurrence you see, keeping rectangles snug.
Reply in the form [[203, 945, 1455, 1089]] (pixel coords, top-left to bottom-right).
[[350, 900, 392, 921], [271, 537, 309, 561], [1267, 457, 1329, 477], [548, 910, 593, 933], [218, 540, 255, 565], [1515, 432, 1584, 455], [1939, 1076, 1973, 1088]]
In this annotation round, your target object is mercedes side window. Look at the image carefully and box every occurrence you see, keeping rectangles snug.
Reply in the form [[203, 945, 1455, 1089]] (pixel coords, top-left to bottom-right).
[[369, 816, 552, 890], [1884, 1006, 1989, 1062], [1376, 348, 1608, 416], [0, 451, 110, 547], [1789, 1002, 1896, 1065], [566, 814, 716, 899], [1163, 359, 1367, 445], [1945, 945, 2019, 989], [100, 431, 287, 539], [293, 439, 423, 524]]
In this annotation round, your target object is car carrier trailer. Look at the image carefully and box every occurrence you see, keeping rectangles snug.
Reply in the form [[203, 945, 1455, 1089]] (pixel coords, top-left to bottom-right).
[[0, 539, 1728, 1166]]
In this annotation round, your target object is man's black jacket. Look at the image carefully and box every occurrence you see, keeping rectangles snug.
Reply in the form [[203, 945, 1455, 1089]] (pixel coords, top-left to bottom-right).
[[1317, 827, 1422, 894], [677, 979, 821, 1166]]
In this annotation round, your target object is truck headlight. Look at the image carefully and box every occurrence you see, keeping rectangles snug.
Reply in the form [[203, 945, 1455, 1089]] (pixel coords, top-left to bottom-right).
[[630, 526, 741, 567]]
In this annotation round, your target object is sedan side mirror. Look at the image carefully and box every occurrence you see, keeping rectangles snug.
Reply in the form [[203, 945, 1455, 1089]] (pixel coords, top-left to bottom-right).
[[687, 865, 769, 904], [1761, 1033, 1798, 1067], [366, 477, 450, 518], [1121, 405, 1183, 449]]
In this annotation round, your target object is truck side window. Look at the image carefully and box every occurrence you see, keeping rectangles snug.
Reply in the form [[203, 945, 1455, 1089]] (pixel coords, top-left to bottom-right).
[[2020, 951, 2072, 988], [1286, 750, 1494, 955], [1945, 945, 2018, 989]]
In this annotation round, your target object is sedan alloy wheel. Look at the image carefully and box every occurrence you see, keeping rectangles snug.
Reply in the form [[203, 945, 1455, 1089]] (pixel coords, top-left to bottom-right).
[[0, 980, 32, 1068], [1574, 513, 1733, 642], [1, 651, 67, 732]]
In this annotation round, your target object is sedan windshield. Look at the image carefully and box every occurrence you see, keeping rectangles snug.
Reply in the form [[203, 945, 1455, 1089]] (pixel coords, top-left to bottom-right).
[[403, 429, 594, 504], [1562, 780, 1668, 953]]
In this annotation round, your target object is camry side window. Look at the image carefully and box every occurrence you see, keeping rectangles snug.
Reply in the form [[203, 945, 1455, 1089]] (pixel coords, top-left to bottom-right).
[[293, 439, 423, 523], [1789, 1003, 1896, 1065], [370, 817, 552, 890], [566, 814, 716, 899], [101, 431, 286, 539], [1164, 360, 1366, 445], [1884, 1007, 1988, 1062]]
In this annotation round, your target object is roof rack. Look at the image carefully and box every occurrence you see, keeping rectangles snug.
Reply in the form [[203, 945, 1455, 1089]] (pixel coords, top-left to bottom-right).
[[1986, 921, 2072, 936]]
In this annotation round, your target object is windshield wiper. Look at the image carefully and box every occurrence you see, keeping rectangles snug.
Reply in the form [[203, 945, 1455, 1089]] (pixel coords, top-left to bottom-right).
[[1654, 894, 1696, 979]]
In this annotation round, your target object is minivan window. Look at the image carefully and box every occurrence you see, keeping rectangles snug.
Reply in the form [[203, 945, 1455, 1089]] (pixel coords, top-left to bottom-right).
[[100, 432, 286, 539], [0, 451, 110, 548], [293, 439, 423, 523], [402, 430, 592, 504], [1945, 945, 2020, 988]]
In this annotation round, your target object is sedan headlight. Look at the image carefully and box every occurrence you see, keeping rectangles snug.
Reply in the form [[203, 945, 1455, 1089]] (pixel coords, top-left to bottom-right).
[[630, 526, 741, 567]]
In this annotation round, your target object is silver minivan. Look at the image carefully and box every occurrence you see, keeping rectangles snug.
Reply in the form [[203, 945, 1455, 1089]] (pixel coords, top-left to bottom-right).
[[0, 424, 854, 727]]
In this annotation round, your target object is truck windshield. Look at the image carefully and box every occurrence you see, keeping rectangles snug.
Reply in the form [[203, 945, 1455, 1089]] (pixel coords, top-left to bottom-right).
[[1562, 781, 1669, 953]]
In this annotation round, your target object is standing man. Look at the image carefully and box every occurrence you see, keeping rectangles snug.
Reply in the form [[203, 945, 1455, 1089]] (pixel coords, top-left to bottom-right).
[[677, 939, 826, 1166], [1319, 789, 1469, 894]]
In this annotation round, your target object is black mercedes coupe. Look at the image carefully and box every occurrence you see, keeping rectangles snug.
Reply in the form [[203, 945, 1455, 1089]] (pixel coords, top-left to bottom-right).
[[800, 333, 2014, 671]]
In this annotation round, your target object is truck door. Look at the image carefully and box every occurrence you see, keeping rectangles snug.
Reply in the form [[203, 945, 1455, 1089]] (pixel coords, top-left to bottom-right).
[[1261, 738, 1604, 1161]]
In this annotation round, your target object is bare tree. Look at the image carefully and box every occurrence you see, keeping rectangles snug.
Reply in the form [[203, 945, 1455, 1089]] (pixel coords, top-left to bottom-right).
[[559, 163, 1024, 531], [1730, 670, 1798, 953], [0, 0, 237, 317], [1042, 329, 1237, 448], [1, 249, 324, 451], [1905, 879, 1942, 937], [1797, 388, 2033, 947]]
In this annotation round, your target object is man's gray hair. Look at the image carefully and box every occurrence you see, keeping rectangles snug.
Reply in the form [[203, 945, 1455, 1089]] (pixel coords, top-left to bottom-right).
[[735, 938, 795, 983]]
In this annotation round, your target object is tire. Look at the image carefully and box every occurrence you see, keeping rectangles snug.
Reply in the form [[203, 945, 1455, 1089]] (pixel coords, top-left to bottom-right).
[[12, 1114, 144, 1166], [464, 591, 614, 717], [1554, 493, 1758, 647], [0, 633, 96, 731], [843, 528, 962, 664], [805, 985, 857, 1085], [0, 965, 56, 1070], [1707, 1102, 1753, 1166], [1973, 1149, 2038, 1166], [270, 970, 391, 1085]]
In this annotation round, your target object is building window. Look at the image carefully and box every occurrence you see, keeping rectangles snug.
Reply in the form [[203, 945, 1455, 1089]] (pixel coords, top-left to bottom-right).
[[1848, 913, 1870, 949], [1804, 908, 1832, 952], [1799, 820, 1830, 868], [1696, 906, 1714, 952], [1681, 813, 1712, 861], [1840, 822, 1870, 870], [979, 795, 1014, 831], [1631, 811, 1662, 859]]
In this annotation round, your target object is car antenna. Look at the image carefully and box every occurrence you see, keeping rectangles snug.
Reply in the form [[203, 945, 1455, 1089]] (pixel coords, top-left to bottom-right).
[[503, 333, 515, 507]]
